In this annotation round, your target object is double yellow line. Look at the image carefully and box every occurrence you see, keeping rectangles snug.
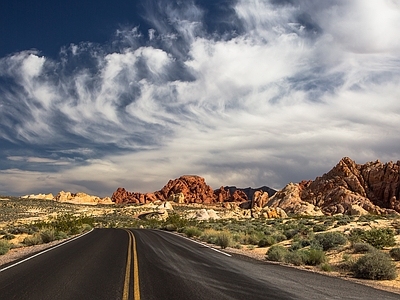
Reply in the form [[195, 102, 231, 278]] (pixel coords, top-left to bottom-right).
[[123, 229, 140, 300]]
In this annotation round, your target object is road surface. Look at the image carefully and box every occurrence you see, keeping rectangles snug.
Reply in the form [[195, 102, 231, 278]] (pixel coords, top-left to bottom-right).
[[0, 228, 399, 299]]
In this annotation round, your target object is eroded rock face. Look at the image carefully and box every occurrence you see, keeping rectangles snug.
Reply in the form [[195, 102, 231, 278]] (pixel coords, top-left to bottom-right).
[[21, 193, 54, 200], [54, 191, 113, 205], [160, 175, 215, 204], [214, 186, 248, 203], [112, 175, 264, 205], [268, 157, 400, 215], [111, 188, 164, 204]]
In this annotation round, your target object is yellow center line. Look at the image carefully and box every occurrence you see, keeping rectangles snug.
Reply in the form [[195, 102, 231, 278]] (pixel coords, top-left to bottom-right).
[[122, 229, 141, 300], [132, 232, 141, 300], [122, 229, 133, 300]]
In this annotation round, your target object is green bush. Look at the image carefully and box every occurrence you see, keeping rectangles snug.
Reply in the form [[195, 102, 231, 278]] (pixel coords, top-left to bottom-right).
[[313, 224, 328, 232], [273, 233, 288, 243], [0, 240, 11, 255], [353, 242, 375, 254], [285, 250, 306, 266], [352, 251, 397, 280], [164, 214, 188, 231], [216, 231, 232, 249], [183, 226, 202, 238], [349, 228, 396, 249], [303, 249, 327, 266], [283, 229, 299, 239], [200, 229, 219, 244], [56, 231, 68, 240], [389, 247, 400, 261], [81, 224, 92, 232], [266, 245, 289, 262], [1, 233, 15, 240], [163, 224, 177, 231], [23, 233, 43, 246], [314, 232, 347, 251], [258, 236, 276, 247], [320, 263, 333, 272], [40, 228, 56, 243]]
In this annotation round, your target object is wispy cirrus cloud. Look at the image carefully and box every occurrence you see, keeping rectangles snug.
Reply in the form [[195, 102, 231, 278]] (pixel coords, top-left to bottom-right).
[[0, 0, 400, 196]]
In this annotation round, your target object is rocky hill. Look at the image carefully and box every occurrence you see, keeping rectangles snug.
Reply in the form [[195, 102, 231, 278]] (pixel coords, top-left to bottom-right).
[[21, 191, 113, 205], [267, 157, 400, 216], [111, 175, 276, 206]]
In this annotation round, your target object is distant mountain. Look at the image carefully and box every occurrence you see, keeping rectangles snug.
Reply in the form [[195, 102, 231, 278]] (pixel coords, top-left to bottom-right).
[[224, 186, 277, 200]]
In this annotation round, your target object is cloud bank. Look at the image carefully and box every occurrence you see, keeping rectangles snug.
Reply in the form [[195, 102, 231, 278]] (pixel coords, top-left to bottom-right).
[[1, 0, 400, 196]]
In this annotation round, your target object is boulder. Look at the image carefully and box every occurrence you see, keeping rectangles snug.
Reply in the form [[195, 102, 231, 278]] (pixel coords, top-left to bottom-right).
[[349, 204, 369, 216], [251, 190, 269, 208]]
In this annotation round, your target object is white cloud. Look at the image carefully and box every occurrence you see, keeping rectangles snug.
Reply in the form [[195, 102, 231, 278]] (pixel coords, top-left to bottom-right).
[[1, 0, 400, 196]]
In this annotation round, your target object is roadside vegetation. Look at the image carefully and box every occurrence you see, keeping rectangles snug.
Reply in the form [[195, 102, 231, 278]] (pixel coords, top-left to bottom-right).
[[1, 197, 400, 283]]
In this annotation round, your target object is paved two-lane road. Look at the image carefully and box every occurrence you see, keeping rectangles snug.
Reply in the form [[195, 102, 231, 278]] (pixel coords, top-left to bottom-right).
[[0, 228, 399, 299]]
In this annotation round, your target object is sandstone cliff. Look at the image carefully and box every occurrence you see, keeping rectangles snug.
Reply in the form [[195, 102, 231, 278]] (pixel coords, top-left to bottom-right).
[[111, 175, 275, 205], [268, 157, 400, 215]]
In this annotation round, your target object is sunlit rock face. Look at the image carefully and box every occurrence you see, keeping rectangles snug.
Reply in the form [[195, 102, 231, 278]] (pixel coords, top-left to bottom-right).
[[268, 157, 400, 215]]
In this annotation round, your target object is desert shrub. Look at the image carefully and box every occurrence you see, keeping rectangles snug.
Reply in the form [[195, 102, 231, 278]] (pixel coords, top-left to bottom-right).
[[283, 228, 299, 239], [40, 228, 56, 243], [2, 233, 15, 240], [266, 245, 289, 262], [9, 227, 31, 235], [233, 243, 243, 249], [163, 214, 188, 231], [33, 213, 95, 235], [389, 248, 400, 261], [216, 231, 232, 249], [23, 233, 43, 246], [285, 250, 306, 266], [313, 224, 328, 232], [0, 240, 11, 255], [56, 231, 68, 240], [352, 251, 397, 280], [320, 263, 333, 272], [289, 241, 303, 251], [314, 232, 347, 251], [245, 232, 264, 245], [349, 228, 396, 249], [338, 254, 356, 272], [200, 229, 219, 244], [81, 224, 92, 232], [163, 224, 177, 231], [258, 236, 276, 247], [303, 249, 327, 266], [353, 242, 376, 254], [273, 233, 288, 243], [292, 235, 312, 248], [183, 226, 202, 238], [363, 228, 396, 249], [336, 216, 351, 226]]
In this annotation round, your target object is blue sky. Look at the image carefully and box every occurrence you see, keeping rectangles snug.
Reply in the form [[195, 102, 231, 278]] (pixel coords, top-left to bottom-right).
[[1, 0, 400, 196]]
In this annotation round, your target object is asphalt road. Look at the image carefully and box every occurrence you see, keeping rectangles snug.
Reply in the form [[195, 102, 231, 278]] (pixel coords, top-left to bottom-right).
[[0, 228, 399, 300]]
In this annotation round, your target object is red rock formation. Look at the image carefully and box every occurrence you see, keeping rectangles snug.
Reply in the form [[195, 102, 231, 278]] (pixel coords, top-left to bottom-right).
[[111, 188, 164, 204], [159, 175, 215, 204], [268, 157, 400, 215], [112, 175, 251, 205]]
